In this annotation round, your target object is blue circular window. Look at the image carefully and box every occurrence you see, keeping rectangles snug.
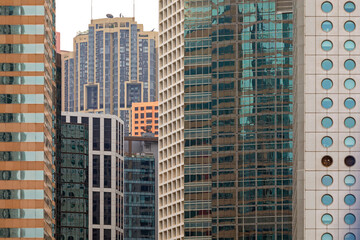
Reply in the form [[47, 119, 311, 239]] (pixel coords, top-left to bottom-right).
[[322, 59, 333, 70], [344, 2, 356, 13], [322, 117, 333, 128], [322, 214, 333, 225], [322, 21, 333, 32], [345, 40, 356, 51], [322, 2, 333, 12], [345, 21, 356, 32], [322, 137, 333, 148], [345, 232, 356, 240], [322, 98, 333, 109], [345, 155, 356, 167], [322, 175, 333, 186], [322, 79, 333, 90], [345, 213, 356, 225], [345, 136, 356, 148], [345, 98, 356, 109], [322, 194, 334, 205], [322, 40, 333, 51], [345, 59, 356, 70], [345, 194, 356, 206], [344, 78, 356, 90], [344, 117, 356, 128], [322, 233, 333, 240], [345, 175, 356, 186]]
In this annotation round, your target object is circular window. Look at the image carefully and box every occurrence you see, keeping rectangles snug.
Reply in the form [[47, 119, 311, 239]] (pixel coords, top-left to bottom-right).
[[322, 40, 333, 51], [322, 2, 333, 13], [344, 40, 356, 51], [344, 117, 356, 128], [345, 175, 356, 186], [344, 155, 356, 166], [322, 194, 333, 206], [322, 59, 333, 70], [344, 2, 356, 13], [322, 214, 333, 225], [322, 79, 333, 90], [345, 233, 356, 240], [322, 137, 333, 148], [322, 233, 333, 240], [344, 213, 356, 225], [322, 155, 333, 167], [345, 59, 356, 70], [344, 78, 356, 90], [322, 175, 333, 186], [345, 98, 356, 109], [322, 98, 333, 109], [322, 117, 333, 128], [345, 21, 356, 32], [322, 21, 333, 32], [345, 194, 356, 206], [344, 136, 356, 148]]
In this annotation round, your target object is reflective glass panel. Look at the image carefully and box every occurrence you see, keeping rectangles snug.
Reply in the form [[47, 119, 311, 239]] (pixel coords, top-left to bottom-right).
[[322, 40, 333, 51], [322, 98, 333, 109], [344, 155, 356, 167], [0, 25, 44, 35], [322, 79, 333, 90], [344, 213, 356, 225], [344, 117, 356, 128], [322, 175, 333, 186], [322, 21, 333, 32], [0, 113, 44, 123], [344, 98, 356, 109], [0, 132, 44, 142], [0, 170, 43, 180], [344, 40, 356, 51], [345, 59, 356, 70], [345, 175, 356, 186], [0, 44, 44, 54], [344, 78, 356, 90], [0, 151, 43, 161], [322, 137, 333, 148], [344, 194, 356, 206], [344, 233, 356, 240], [0, 6, 45, 16], [0, 63, 44, 72], [344, 136, 356, 147], [322, 2, 333, 12], [0, 228, 43, 237], [344, 21, 356, 32], [0, 209, 43, 219], [322, 233, 333, 240], [322, 59, 333, 70], [322, 194, 333, 205], [344, 2, 356, 13], [0, 190, 44, 200], [0, 94, 44, 104], [0, 76, 44, 85], [321, 214, 333, 225], [322, 117, 333, 128]]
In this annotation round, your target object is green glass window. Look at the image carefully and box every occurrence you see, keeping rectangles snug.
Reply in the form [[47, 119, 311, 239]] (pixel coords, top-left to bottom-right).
[[0, 63, 44, 72], [0, 228, 43, 237], [0, 94, 44, 104], [0, 151, 43, 161], [0, 6, 45, 16], [0, 190, 44, 199], [0, 170, 43, 180], [0, 25, 44, 34], [0, 113, 44, 123], [0, 209, 44, 219], [0, 44, 44, 54], [0, 76, 44, 85], [0, 132, 44, 142]]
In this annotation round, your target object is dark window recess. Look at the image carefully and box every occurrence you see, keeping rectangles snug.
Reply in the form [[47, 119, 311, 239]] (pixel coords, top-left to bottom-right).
[[155, 112, 158, 118], [135, 113, 138, 119], [141, 107, 144, 110], [104, 229, 111, 240], [93, 229, 100, 240], [104, 118, 112, 151], [146, 113, 152, 118], [141, 113, 144, 118], [104, 192, 112, 225], [146, 106, 152, 110], [61, 116, 66, 123], [135, 107, 138, 111], [93, 192, 100, 224], [155, 106, 158, 110], [104, 155, 112, 188], [70, 116, 77, 123], [93, 155, 100, 187], [155, 120, 158, 124], [82, 117, 89, 125], [93, 118, 100, 150]]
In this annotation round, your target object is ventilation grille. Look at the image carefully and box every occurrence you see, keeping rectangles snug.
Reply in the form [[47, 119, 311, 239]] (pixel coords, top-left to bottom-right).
[[276, 0, 293, 13]]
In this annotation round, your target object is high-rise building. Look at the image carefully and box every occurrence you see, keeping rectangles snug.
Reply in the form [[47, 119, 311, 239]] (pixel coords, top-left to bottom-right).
[[131, 101, 159, 137], [293, 1, 360, 239], [0, 2, 56, 239], [61, 17, 158, 135], [159, 0, 293, 239], [60, 112, 124, 240]]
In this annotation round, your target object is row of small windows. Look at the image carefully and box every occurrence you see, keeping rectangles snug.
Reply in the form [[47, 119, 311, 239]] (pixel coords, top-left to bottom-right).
[[321, 213, 356, 225], [322, 40, 356, 51], [321, 136, 356, 148], [322, 20, 356, 32], [322, 232, 356, 240], [321, 59, 356, 71], [321, 97, 356, 109], [321, 116, 356, 128], [321, 155, 356, 167], [322, 78, 356, 90], [322, 1, 356, 13]]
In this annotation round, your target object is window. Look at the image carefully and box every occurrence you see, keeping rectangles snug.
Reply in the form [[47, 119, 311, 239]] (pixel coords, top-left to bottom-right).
[[344, 213, 356, 225], [344, 59, 356, 70], [146, 106, 152, 110], [344, 98, 356, 109], [344, 233, 356, 240], [321, 40, 333, 51], [155, 112, 158, 118], [141, 113, 144, 118], [321, 214, 333, 225], [321, 194, 333, 206], [321, 98, 333, 109], [344, 40, 356, 51], [344, 175, 356, 186], [135, 113, 139, 119], [70, 116, 77, 123], [93, 118, 100, 150], [344, 194, 356, 206], [322, 233, 333, 240], [104, 155, 112, 188], [141, 107, 144, 110], [135, 107, 138, 111], [81, 117, 89, 125], [344, 2, 356, 13], [322, 175, 333, 186], [322, 59, 333, 70], [322, 2, 333, 12], [344, 155, 356, 167], [344, 21, 356, 32], [146, 113, 152, 118], [322, 21, 333, 32], [93, 192, 100, 224], [104, 229, 111, 240], [321, 117, 333, 128], [93, 229, 100, 240], [344, 117, 356, 128], [344, 78, 355, 90], [93, 155, 100, 187], [104, 119, 112, 151], [344, 136, 356, 148], [322, 155, 333, 167], [322, 136, 333, 148], [104, 192, 112, 225], [322, 79, 333, 90]]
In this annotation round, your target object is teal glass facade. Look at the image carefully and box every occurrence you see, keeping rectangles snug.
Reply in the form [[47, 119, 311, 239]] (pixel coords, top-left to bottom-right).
[[184, 0, 293, 239]]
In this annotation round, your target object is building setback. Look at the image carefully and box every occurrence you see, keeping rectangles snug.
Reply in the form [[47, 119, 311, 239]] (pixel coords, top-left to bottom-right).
[[0, 2, 56, 239], [61, 17, 158, 135]]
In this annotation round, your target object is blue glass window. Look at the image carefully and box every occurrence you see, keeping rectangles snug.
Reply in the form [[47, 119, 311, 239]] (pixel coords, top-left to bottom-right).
[[322, 98, 333, 109], [344, 136, 356, 148], [322, 21, 333, 32], [344, 213, 356, 225], [344, 59, 356, 70], [345, 98, 356, 109], [344, 117, 356, 128], [344, 21, 356, 32], [322, 117, 333, 128], [344, 233, 356, 240], [322, 79, 333, 90], [322, 136, 333, 148], [344, 2, 356, 13], [322, 59, 333, 70], [322, 40, 333, 51], [344, 155, 356, 167], [322, 2, 333, 12], [344, 78, 356, 90], [322, 195, 333, 206], [322, 233, 333, 240], [344, 40, 356, 51], [322, 214, 333, 225], [322, 175, 333, 186], [345, 175, 356, 186], [344, 194, 356, 206]]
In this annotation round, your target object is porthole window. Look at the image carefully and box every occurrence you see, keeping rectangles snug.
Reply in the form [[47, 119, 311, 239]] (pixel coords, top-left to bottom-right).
[[344, 233, 356, 240], [322, 117, 333, 128], [322, 194, 333, 206], [344, 2, 356, 13], [344, 194, 356, 206], [322, 79, 333, 90], [322, 136, 333, 148], [322, 155, 333, 167], [322, 233, 333, 240], [322, 2, 333, 13], [322, 175, 333, 186], [322, 59, 333, 70], [322, 98, 333, 109], [322, 21, 333, 32], [344, 40, 356, 51], [322, 40, 333, 51], [344, 136, 356, 148], [344, 78, 356, 90], [344, 98, 356, 109], [344, 213, 356, 225], [345, 59, 356, 71], [345, 175, 356, 186], [344, 117, 356, 128], [344, 155, 356, 167], [344, 21, 356, 32], [322, 214, 333, 225]]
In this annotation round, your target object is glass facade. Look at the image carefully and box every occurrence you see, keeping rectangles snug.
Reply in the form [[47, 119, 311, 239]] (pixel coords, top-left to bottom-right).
[[184, 0, 293, 239]]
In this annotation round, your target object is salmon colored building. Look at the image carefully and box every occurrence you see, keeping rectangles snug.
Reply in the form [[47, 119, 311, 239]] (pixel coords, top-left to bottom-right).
[[131, 102, 159, 137]]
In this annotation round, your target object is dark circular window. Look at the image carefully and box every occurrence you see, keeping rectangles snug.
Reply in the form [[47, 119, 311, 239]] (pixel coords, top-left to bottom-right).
[[345, 156, 356, 167], [322, 155, 333, 167]]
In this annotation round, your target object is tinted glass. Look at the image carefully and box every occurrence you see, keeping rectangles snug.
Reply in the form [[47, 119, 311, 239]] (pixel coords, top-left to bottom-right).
[[322, 117, 333, 128], [344, 21, 356, 32], [344, 136, 356, 147], [322, 98, 333, 109], [344, 98, 356, 109], [322, 2, 333, 12], [104, 155, 112, 188], [344, 78, 356, 90], [93, 118, 100, 150], [344, 155, 356, 166], [322, 59, 333, 70], [104, 192, 112, 225], [344, 117, 356, 128], [344, 194, 356, 205], [322, 175, 333, 186], [344, 2, 356, 12], [322, 137, 333, 148], [344, 59, 356, 70], [322, 233, 333, 240], [344, 233, 356, 240], [322, 21, 333, 32], [93, 192, 100, 224], [322, 155, 333, 167], [93, 155, 100, 188], [104, 229, 111, 240], [344, 40, 356, 51], [321, 194, 333, 205], [322, 40, 333, 51], [344, 213, 356, 225], [104, 118, 112, 151], [93, 229, 100, 240], [322, 79, 333, 89], [321, 214, 333, 225], [345, 175, 356, 186]]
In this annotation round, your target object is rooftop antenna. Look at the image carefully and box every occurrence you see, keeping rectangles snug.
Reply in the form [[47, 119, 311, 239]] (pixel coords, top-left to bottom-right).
[[91, 0, 93, 20], [133, 0, 135, 18]]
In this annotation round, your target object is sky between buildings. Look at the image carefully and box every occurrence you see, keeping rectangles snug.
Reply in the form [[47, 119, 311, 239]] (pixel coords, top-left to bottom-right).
[[56, 0, 159, 51]]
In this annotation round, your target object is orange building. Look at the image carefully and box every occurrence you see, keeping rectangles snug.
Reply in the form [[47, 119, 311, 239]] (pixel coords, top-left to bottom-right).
[[132, 102, 159, 137]]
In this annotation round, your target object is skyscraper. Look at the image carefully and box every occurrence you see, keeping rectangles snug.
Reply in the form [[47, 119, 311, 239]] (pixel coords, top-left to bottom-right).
[[293, 0, 360, 239], [159, 0, 293, 239], [131, 101, 159, 137], [61, 17, 158, 135], [0, 2, 56, 239]]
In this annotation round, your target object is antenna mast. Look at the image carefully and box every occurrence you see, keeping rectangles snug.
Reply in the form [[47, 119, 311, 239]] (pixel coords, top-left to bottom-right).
[[91, 0, 93, 20], [133, 0, 135, 18]]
